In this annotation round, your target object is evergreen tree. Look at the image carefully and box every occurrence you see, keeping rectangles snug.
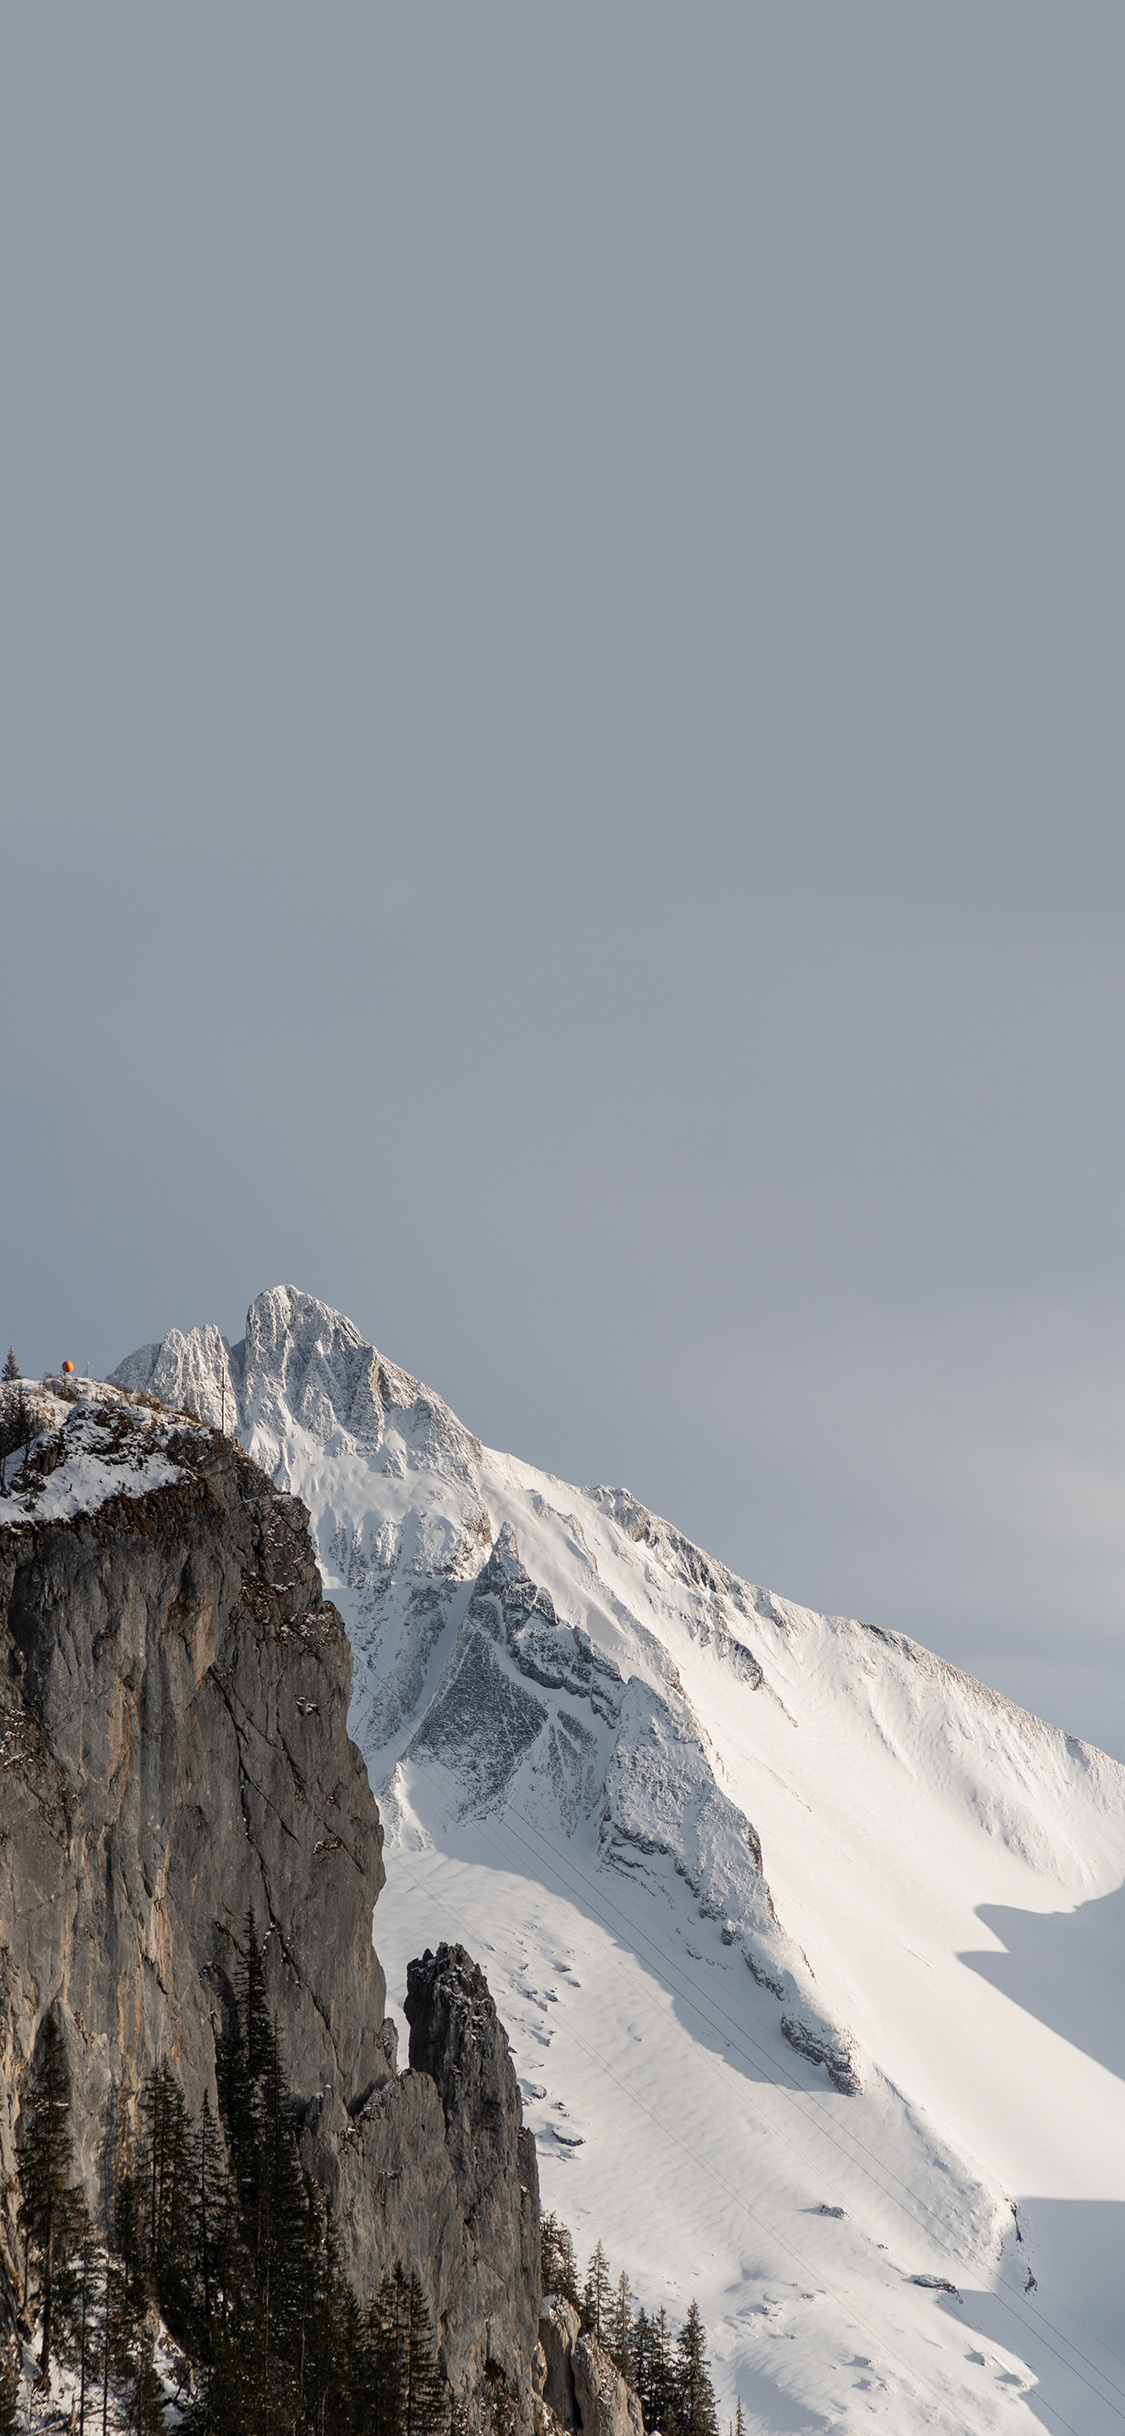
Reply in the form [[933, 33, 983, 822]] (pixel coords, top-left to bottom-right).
[[140, 2061, 197, 2338], [401, 2267, 445, 2436], [2, 1349, 18, 1382], [674, 2302, 717, 2436], [582, 2242, 612, 2344], [540, 2213, 580, 2307], [630, 2308, 652, 2422], [369, 2266, 408, 2436], [366, 2263, 444, 2436], [645, 2307, 679, 2436], [733, 2400, 745, 2436], [608, 2272, 633, 2377], [17, 2013, 86, 2376]]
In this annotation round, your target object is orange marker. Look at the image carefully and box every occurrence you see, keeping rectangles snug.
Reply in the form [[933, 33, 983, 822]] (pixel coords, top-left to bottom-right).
[[61, 1361, 74, 1376]]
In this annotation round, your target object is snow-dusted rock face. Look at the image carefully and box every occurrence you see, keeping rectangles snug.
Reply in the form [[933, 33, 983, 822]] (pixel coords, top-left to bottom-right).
[[114, 1291, 1125, 2436]]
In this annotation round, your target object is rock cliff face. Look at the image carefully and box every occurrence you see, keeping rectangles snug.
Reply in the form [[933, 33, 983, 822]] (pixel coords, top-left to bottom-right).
[[539, 2297, 644, 2436], [0, 1393, 540, 2414]]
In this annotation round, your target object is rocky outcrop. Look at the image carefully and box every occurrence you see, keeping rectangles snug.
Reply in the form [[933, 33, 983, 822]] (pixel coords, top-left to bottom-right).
[[539, 2297, 644, 2436], [0, 1394, 540, 2413], [405, 1946, 541, 2389]]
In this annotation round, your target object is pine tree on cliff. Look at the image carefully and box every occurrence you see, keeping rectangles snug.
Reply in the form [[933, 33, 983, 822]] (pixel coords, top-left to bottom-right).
[[630, 2308, 652, 2420], [582, 2241, 612, 2343], [2, 1349, 18, 1382], [540, 2213, 580, 2306], [369, 2262, 445, 2436], [368, 2270, 405, 2436], [674, 2302, 717, 2436], [218, 1924, 306, 2344], [16, 2013, 86, 2376], [255, 2030, 314, 2395], [609, 2271, 633, 2377], [215, 1913, 273, 2170], [401, 2268, 444, 2436], [140, 2061, 197, 2338]]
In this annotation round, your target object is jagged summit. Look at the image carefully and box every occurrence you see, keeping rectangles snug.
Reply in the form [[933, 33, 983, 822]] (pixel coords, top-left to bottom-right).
[[112, 1288, 1125, 2434], [114, 1284, 481, 1476]]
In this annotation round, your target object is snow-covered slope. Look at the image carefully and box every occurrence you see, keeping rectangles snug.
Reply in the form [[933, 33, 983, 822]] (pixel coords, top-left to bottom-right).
[[113, 1288, 1125, 2436]]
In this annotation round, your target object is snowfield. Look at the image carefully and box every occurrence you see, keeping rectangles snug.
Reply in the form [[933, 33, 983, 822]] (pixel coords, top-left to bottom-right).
[[112, 1287, 1125, 2436]]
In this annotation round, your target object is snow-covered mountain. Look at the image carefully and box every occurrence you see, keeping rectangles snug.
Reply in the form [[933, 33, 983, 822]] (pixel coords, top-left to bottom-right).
[[113, 1287, 1125, 2436]]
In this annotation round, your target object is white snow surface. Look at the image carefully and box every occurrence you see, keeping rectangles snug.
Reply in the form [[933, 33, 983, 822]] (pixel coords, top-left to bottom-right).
[[112, 1286, 1125, 2436]]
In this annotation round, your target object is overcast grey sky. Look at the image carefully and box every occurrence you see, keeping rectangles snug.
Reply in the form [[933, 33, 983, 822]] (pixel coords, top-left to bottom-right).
[[4, 7, 1125, 1752]]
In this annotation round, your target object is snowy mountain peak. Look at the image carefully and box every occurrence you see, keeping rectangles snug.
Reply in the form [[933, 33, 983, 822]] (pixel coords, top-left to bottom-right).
[[112, 1285, 481, 1477], [111, 1289, 1125, 2433]]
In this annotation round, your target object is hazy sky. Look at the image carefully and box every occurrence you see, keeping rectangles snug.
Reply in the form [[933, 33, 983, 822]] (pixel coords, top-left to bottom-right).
[[4, 8, 1125, 1753]]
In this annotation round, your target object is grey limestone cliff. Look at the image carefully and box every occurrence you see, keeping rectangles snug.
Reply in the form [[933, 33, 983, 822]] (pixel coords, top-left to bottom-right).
[[539, 2296, 644, 2436], [0, 1393, 540, 2413]]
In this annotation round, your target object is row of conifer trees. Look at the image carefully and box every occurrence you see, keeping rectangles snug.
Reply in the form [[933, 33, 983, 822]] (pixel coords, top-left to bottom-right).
[[7, 1920, 723, 2436], [8, 1924, 448, 2436], [540, 2216, 718, 2436]]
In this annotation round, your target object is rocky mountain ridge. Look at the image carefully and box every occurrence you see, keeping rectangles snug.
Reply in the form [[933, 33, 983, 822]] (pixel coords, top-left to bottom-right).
[[0, 1389, 542, 2421]]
